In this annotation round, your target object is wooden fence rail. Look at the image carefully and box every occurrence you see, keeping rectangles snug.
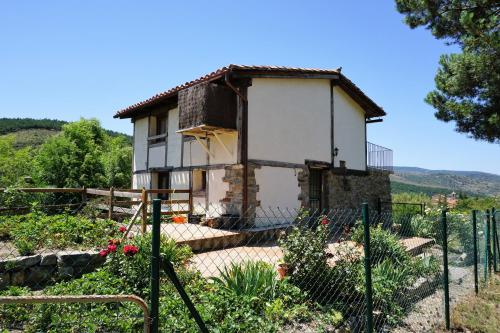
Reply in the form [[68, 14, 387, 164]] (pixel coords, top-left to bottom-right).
[[0, 187, 193, 234]]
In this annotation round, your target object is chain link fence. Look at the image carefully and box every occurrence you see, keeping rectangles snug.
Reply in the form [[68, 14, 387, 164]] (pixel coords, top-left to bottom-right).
[[0, 188, 498, 332]]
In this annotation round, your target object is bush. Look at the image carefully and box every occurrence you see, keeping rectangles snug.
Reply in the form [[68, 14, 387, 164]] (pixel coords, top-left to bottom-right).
[[351, 225, 410, 266], [102, 233, 194, 297]]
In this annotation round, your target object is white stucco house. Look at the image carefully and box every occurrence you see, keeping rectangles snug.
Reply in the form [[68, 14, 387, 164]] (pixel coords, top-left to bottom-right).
[[115, 65, 392, 227]]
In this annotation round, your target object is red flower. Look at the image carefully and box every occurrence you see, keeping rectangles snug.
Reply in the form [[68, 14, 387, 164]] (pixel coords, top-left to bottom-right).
[[123, 244, 139, 257], [99, 249, 108, 257], [321, 217, 329, 225], [107, 244, 117, 253], [119, 226, 127, 233]]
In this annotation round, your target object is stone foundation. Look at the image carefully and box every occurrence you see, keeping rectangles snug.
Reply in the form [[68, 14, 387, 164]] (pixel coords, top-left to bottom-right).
[[221, 164, 260, 227], [0, 250, 106, 289]]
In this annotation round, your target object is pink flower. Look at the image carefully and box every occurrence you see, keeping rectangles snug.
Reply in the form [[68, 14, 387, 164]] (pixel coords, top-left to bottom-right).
[[123, 244, 139, 257], [321, 217, 329, 225], [107, 244, 117, 253], [119, 226, 127, 233], [99, 249, 108, 257]]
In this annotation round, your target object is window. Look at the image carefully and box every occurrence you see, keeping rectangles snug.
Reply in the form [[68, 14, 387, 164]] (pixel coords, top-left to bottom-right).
[[309, 169, 323, 211], [150, 114, 167, 144], [192, 170, 207, 194], [156, 114, 167, 136]]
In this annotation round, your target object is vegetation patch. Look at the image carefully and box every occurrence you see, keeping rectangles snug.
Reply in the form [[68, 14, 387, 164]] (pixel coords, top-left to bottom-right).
[[450, 275, 500, 333]]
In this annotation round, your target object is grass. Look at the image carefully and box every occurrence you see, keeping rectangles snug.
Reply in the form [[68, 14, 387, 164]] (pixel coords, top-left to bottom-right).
[[450, 274, 500, 333]]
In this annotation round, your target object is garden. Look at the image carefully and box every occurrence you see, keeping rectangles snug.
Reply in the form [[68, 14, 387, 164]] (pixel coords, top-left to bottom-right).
[[0, 207, 445, 332]]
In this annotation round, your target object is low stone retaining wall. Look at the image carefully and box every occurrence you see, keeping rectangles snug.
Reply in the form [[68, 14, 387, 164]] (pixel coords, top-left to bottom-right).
[[0, 250, 105, 289]]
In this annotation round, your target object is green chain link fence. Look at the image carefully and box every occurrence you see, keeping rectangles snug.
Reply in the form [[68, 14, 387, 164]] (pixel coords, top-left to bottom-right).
[[0, 190, 498, 332]]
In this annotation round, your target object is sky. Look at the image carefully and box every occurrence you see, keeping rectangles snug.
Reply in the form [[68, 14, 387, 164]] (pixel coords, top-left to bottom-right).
[[1, 1, 499, 174]]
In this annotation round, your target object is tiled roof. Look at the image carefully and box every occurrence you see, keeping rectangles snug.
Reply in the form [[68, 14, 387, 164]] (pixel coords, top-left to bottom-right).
[[114, 64, 385, 118]]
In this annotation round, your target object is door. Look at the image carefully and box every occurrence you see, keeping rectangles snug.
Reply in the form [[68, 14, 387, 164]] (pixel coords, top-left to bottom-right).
[[157, 172, 170, 200], [308, 168, 323, 211]]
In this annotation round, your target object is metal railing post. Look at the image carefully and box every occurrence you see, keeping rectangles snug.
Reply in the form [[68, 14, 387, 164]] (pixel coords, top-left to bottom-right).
[[441, 209, 450, 330], [150, 199, 161, 333], [492, 208, 498, 272], [362, 203, 373, 333], [472, 210, 479, 295], [141, 187, 148, 234], [485, 209, 490, 280]]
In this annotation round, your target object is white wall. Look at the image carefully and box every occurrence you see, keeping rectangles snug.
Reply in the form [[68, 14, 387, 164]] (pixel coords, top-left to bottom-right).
[[132, 172, 151, 189], [333, 87, 366, 170], [207, 169, 229, 217], [133, 117, 148, 171], [247, 78, 331, 164], [182, 134, 237, 167], [183, 140, 208, 166], [208, 133, 237, 165], [148, 145, 165, 168], [254, 166, 301, 226], [167, 107, 182, 167]]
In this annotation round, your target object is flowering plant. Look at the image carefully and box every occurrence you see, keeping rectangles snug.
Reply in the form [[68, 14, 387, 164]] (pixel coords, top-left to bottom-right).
[[123, 244, 139, 256]]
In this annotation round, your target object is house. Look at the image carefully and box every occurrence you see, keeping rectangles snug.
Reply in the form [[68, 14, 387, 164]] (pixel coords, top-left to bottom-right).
[[114, 65, 392, 227], [431, 192, 458, 208]]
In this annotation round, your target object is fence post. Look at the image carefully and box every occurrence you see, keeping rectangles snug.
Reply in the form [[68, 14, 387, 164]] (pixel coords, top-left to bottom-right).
[[492, 208, 497, 273], [376, 198, 382, 215], [81, 186, 87, 204], [472, 210, 479, 295], [141, 188, 148, 234], [441, 209, 450, 330], [108, 187, 114, 220], [485, 209, 490, 280], [361, 203, 373, 333], [150, 199, 161, 333]]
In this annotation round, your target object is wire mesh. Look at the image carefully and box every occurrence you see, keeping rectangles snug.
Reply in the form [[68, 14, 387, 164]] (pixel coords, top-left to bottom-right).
[[445, 211, 476, 324], [0, 189, 492, 332], [0, 188, 147, 332]]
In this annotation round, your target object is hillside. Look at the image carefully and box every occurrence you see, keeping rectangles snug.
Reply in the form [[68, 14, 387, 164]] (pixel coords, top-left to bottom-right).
[[0, 118, 131, 148], [391, 166, 500, 196]]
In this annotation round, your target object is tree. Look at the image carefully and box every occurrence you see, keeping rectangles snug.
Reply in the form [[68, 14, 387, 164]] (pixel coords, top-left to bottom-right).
[[35, 118, 132, 188], [0, 135, 34, 187], [396, 0, 500, 142]]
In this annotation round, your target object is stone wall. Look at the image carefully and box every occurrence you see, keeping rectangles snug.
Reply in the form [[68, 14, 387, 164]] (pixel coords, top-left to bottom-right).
[[0, 250, 105, 289], [221, 164, 260, 227], [298, 168, 392, 211], [324, 170, 392, 211]]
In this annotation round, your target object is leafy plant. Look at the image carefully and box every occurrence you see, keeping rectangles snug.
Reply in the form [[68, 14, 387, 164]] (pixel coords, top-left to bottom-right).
[[351, 224, 411, 266], [212, 261, 278, 300], [5, 212, 118, 254]]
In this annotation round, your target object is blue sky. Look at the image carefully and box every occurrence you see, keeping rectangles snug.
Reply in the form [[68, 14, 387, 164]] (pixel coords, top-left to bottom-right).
[[1, 1, 499, 174]]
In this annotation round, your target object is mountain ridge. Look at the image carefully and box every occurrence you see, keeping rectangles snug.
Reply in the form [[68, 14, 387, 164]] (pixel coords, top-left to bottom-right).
[[391, 166, 500, 196]]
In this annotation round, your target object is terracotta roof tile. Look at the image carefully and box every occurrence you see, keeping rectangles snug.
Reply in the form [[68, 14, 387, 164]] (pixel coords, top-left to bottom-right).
[[114, 64, 385, 118]]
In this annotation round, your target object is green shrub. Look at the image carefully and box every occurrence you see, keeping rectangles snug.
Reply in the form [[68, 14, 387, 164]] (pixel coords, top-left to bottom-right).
[[279, 223, 328, 290], [211, 261, 278, 300], [0, 286, 32, 330], [351, 225, 411, 267], [103, 233, 193, 297]]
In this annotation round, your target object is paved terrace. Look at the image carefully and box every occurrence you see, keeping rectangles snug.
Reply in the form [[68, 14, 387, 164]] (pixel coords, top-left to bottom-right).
[[130, 223, 435, 277]]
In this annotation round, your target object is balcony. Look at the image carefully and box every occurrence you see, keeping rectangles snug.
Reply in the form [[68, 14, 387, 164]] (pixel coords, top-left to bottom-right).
[[177, 82, 237, 137], [367, 142, 393, 173]]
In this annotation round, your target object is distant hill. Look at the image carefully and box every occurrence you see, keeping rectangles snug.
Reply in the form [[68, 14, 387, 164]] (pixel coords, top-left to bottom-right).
[[391, 166, 500, 196], [0, 118, 131, 148]]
